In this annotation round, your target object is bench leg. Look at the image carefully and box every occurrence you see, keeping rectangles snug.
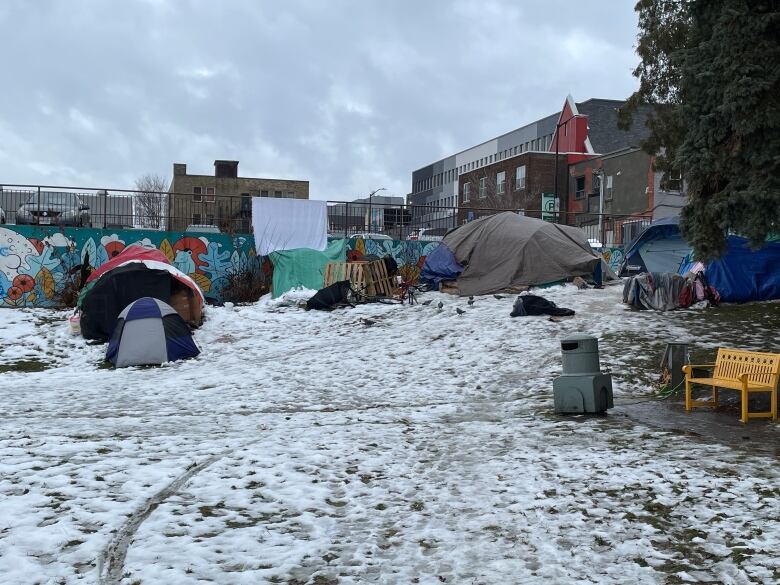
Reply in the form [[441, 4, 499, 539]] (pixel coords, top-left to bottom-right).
[[712, 385, 719, 407], [740, 388, 749, 424], [685, 379, 692, 412]]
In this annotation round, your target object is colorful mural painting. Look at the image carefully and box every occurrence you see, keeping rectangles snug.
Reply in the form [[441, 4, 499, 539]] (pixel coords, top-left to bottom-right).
[[347, 237, 439, 283], [0, 227, 436, 309], [0, 226, 261, 308], [602, 247, 625, 272], [0, 225, 621, 308]]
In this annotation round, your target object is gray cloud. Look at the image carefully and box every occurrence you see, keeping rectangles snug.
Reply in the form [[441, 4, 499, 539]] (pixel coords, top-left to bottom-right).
[[0, 0, 639, 200]]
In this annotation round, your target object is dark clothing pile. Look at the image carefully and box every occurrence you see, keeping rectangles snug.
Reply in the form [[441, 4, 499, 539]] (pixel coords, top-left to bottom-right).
[[306, 280, 354, 311], [510, 294, 575, 317]]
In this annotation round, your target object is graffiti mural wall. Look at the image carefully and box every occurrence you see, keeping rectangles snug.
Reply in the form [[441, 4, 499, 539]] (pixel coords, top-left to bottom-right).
[[0, 226, 261, 308], [0, 227, 436, 309], [347, 238, 439, 283], [602, 247, 625, 272]]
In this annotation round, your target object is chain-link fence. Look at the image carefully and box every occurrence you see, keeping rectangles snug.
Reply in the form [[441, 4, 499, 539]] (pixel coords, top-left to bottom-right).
[[0, 184, 650, 246]]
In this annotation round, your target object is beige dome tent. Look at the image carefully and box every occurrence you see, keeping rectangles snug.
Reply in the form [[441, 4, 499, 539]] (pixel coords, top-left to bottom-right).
[[431, 212, 601, 296]]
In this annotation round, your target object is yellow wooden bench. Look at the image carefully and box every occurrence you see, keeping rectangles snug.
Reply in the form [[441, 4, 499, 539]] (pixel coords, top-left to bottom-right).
[[682, 349, 780, 423]]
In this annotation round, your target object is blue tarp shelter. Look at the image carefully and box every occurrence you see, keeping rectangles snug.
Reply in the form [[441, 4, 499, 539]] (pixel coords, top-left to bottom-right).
[[684, 236, 780, 303], [620, 217, 780, 303], [419, 243, 463, 289]]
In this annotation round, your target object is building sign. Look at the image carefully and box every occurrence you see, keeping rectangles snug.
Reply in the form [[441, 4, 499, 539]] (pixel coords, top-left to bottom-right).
[[542, 193, 559, 222]]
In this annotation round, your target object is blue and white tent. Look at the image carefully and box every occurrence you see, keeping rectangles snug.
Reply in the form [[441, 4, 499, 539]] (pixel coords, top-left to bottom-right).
[[619, 216, 690, 276], [620, 217, 780, 303], [106, 297, 200, 368]]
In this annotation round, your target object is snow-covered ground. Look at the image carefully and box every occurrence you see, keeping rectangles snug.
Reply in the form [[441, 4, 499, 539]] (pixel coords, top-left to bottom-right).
[[1, 284, 779, 585]]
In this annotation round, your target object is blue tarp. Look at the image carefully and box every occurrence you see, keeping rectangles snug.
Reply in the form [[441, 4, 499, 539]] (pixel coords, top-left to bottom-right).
[[703, 236, 780, 303], [624, 218, 780, 303], [420, 244, 463, 288]]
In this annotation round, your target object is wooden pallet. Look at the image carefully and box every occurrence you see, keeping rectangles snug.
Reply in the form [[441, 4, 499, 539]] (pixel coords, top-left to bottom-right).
[[365, 259, 399, 298], [324, 260, 399, 299], [324, 261, 374, 296]]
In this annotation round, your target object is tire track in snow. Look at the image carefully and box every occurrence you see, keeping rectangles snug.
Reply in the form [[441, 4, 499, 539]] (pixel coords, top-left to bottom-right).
[[97, 450, 231, 585]]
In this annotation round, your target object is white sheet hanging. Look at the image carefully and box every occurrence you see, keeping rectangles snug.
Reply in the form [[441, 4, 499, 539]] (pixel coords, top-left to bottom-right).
[[251, 197, 327, 256]]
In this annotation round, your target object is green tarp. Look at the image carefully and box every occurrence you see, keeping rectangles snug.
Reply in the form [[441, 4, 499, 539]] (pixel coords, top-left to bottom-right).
[[269, 239, 347, 298]]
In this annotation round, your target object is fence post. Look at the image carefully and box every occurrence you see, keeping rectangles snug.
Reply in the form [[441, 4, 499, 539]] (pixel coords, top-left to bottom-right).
[[37, 186, 41, 223], [102, 190, 107, 229], [344, 202, 349, 238]]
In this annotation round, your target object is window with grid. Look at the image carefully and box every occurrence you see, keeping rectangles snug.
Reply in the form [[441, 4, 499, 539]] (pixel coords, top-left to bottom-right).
[[497, 171, 506, 194], [463, 182, 471, 202], [479, 177, 486, 198], [515, 165, 526, 190], [606, 175, 613, 201], [575, 176, 586, 199], [192, 186, 202, 202], [287, 191, 295, 198], [275, 190, 282, 198], [205, 187, 215, 203], [206, 214, 215, 225], [661, 169, 683, 191], [192, 213, 201, 224]]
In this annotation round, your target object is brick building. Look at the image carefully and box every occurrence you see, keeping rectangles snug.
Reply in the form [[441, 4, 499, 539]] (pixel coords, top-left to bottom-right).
[[457, 152, 566, 224], [567, 147, 687, 245], [167, 160, 309, 232], [408, 95, 652, 230]]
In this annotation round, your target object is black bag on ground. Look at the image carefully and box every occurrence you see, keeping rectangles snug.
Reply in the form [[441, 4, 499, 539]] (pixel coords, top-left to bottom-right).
[[306, 280, 354, 311], [510, 294, 575, 317], [383, 255, 398, 277]]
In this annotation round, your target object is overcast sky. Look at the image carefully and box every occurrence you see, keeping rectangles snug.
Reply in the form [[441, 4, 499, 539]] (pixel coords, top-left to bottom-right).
[[1, 0, 640, 201]]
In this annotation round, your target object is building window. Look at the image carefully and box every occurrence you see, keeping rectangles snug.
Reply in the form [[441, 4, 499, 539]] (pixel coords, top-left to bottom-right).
[[206, 214, 215, 225], [575, 176, 586, 199], [606, 175, 613, 200], [192, 213, 201, 224], [275, 190, 282, 198], [463, 182, 471, 202], [515, 165, 526, 190], [661, 169, 683, 191], [479, 177, 486, 198], [205, 186, 215, 203], [261, 190, 269, 197], [497, 171, 506, 194], [192, 186, 202, 202], [287, 191, 295, 198]]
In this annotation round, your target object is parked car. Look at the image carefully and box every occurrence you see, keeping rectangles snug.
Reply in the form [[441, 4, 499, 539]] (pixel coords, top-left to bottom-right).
[[0, 206, 5, 224], [407, 227, 448, 242], [350, 232, 392, 240], [185, 224, 221, 234], [16, 192, 91, 227]]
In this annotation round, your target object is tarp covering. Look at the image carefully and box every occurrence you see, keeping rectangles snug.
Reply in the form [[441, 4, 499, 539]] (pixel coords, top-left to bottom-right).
[[436, 212, 600, 297], [269, 239, 347, 298], [419, 244, 463, 288], [252, 197, 328, 256], [106, 297, 199, 367], [83, 244, 205, 305], [622, 218, 780, 303], [79, 244, 205, 341], [702, 236, 780, 303]]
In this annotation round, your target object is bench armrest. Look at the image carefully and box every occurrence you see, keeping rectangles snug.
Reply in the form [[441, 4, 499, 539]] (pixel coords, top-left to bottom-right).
[[682, 364, 716, 374]]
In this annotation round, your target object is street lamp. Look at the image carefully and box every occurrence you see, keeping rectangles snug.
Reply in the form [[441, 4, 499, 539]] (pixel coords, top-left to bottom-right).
[[367, 187, 386, 232]]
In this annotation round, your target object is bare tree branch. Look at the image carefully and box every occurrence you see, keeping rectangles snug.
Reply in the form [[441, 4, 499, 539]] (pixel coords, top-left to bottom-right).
[[134, 174, 168, 230]]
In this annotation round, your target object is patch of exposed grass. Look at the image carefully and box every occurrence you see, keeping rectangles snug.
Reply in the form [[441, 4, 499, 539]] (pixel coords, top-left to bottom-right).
[[0, 359, 51, 373]]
